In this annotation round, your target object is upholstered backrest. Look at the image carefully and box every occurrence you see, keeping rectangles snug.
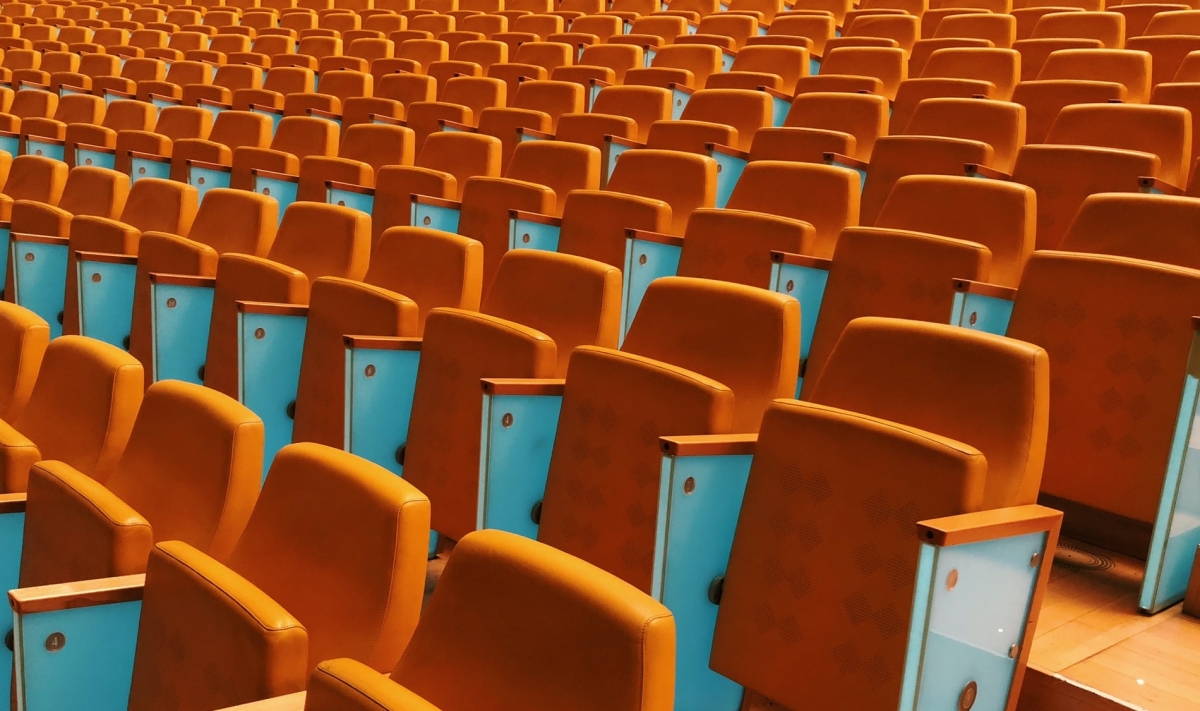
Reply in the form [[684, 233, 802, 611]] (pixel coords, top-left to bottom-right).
[[13, 336, 143, 489], [875, 174, 1035, 287], [482, 249, 622, 377], [403, 308, 557, 540], [1007, 251, 1200, 524], [1059, 193, 1200, 269], [802, 227, 993, 396], [727, 161, 860, 259], [623, 277, 800, 432], [710, 398, 985, 710], [538, 346, 735, 590], [366, 227, 484, 334], [389, 530, 676, 711], [0, 301, 48, 421]]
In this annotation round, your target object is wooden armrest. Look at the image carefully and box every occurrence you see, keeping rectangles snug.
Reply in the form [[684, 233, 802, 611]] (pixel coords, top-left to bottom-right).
[[186, 158, 232, 172], [604, 134, 645, 150], [236, 301, 308, 317], [343, 335, 422, 351], [757, 86, 791, 101], [9, 574, 145, 615], [1139, 176, 1185, 196], [15, 81, 47, 92], [660, 434, 757, 457], [0, 130, 18, 140], [102, 88, 134, 99], [148, 92, 181, 105], [516, 126, 553, 140], [917, 505, 1062, 547], [588, 78, 613, 89], [248, 103, 283, 115], [59, 84, 90, 95], [307, 107, 341, 121], [705, 142, 749, 160], [509, 209, 561, 226], [369, 113, 405, 126], [666, 82, 695, 96], [24, 135, 64, 146], [75, 250, 138, 265], [75, 142, 116, 155], [439, 119, 476, 132], [0, 493, 26, 515], [12, 232, 68, 246], [823, 152, 869, 171], [216, 692, 308, 711], [128, 150, 170, 164], [412, 194, 461, 209], [250, 167, 298, 183], [196, 97, 232, 110], [964, 163, 1011, 180], [481, 378, 566, 396], [952, 279, 1016, 300], [326, 180, 374, 195], [626, 228, 684, 247], [770, 251, 831, 270], [149, 273, 217, 288]]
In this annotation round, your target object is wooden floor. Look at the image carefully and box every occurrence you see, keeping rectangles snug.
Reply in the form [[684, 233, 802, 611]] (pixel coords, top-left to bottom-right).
[[1026, 537, 1200, 710]]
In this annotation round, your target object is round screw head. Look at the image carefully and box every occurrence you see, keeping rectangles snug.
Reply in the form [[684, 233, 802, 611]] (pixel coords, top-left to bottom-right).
[[254, 327, 265, 340], [946, 568, 958, 591], [958, 681, 977, 710], [502, 413, 514, 428], [91, 272, 102, 283]]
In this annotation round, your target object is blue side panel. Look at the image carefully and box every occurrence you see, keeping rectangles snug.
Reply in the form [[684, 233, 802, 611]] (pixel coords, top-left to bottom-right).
[[77, 260, 137, 349], [16, 599, 142, 711], [603, 140, 633, 185], [75, 147, 115, 170], [588, 81, 603, 111], [810, 57, 822, 76], [718, 52, 734, 72], [0, 511, 23, 710], [188, 164, 232, 203], [344, 346, 420, 476], [411, 202, 461, 233], [949, 291, 1014, 336], [327, 186, 374, 215], [0, 225, 9, 294], [670, 86, 690, 120], [150, 281, 214, 384], [11, 240, 67, 339], [102, 90, 125, 107], [0, 135, 16, 158], [711, 150, 746, 209], [58, 86, 89, 98], [24, 139, 64, 163], [902, 533, 1047, 711], [238, 311, 308, 481], [644, 48, 656, 66], [253, 108, 283, 135], [478, 392, 563, 540], [653, 453, 753, 711], [899, 544, 937, 711], [769, 94, 790, 128], [149, 96, 177, 112], [129, 156, 170, 182], [509, 216, 560, 252], [768, 260, 828, 362], [1141, 336, 1200, 613], [252, 175, 298, 227], [620, 237, 681, 343]]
